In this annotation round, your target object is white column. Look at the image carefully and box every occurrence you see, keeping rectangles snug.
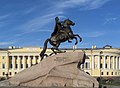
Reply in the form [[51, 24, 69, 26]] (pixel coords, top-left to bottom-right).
[[119, 57, 120, 70], [98, 56, 100, 69], [108, 56, 111, 69], [104, 56, 106, 69], [33, 56, 36, 65], [28, 56, 31, 67], [116, 56, 118, 69], [12, 56, 15, 70], [17, 56, 21, 70], [23, 56, 26, 69], [92, 55, 94, 69], [113, 57, 115, 69]]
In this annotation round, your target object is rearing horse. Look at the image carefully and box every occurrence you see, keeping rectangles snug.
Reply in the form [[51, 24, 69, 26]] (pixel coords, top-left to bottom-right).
[[40, 19, 82, 60]]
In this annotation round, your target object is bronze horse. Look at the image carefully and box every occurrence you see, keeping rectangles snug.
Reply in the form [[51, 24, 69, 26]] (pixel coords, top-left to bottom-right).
[[40, 19, 82, 60]]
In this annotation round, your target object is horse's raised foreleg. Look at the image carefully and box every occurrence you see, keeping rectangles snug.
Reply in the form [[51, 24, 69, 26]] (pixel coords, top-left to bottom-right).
[[73, 36, 78, 45], [73, 34, 82, 42]]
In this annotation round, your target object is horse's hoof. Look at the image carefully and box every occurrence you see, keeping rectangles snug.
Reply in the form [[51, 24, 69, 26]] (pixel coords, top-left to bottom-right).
[[80, 38, 82, 42], [75, 42, 78, 45], [40, 58, 43, 61], [68, 41, 72, 43]]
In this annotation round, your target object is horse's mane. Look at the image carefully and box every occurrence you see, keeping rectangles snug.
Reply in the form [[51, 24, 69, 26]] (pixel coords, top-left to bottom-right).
[[63, 19, 69, 27], [63, 19, 68, 24]]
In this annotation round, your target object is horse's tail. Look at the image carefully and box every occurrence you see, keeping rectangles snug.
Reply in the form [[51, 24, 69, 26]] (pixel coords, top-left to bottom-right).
[[40, 38, 50, 61]]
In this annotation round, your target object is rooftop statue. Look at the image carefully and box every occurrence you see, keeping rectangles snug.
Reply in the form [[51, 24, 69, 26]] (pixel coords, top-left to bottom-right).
[[40, 17, 82, 60]]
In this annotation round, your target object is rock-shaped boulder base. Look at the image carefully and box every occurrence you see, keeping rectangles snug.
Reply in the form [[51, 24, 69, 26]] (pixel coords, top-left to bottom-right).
[[1, 51, 99, 87]]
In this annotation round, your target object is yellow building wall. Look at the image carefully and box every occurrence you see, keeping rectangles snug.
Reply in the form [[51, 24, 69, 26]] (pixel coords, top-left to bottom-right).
[[0, 47, 120, 79], [0, 51, 9, 77]]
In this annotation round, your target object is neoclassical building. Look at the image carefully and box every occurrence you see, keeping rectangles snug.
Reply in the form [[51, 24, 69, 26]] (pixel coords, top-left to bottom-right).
[[81, 45, 120, 78], [0, 45, 120, 79]]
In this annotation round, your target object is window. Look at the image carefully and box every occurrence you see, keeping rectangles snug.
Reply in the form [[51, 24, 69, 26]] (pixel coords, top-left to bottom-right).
[[3, 72, 5, 75], [115, 72, 117, 75], [2, 64, 5, 69], [111, 72, 113, 75], [2, 56, 5, 59], [119, 72, 120, 75], [16, 64, 18, 69], [100, 64, 102, 68], [101, 72, 104, 75], [84, 62, 90, 69], [85, 63, 88, 69], [26, 64, 28, 68], [105, 64, 107, 68], [9, 72, 12, 75], [9, 64, 12, 69], [15, 72, 17, 74], [107, 72, 109, 75], [21, 64, 23, 68]]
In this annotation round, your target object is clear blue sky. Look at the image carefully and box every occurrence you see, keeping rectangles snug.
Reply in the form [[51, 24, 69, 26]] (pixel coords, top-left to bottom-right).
[[0, 0, 120, 48]]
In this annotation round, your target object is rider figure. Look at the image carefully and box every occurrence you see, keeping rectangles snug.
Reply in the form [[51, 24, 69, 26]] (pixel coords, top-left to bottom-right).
[[51, 17, 72, 43], [51, 17, 64, 36]]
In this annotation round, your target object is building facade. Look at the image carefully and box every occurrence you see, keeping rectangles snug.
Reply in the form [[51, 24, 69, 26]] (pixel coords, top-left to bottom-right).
[[0, 46, 120, 79], [81, 47, 120, 78]]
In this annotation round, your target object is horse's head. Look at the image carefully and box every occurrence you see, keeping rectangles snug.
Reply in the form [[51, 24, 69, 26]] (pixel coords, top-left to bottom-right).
[[63, 19, 75, 27]]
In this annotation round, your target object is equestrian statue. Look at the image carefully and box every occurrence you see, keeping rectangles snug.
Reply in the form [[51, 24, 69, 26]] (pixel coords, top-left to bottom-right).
[[40, 17, 82, 60]]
